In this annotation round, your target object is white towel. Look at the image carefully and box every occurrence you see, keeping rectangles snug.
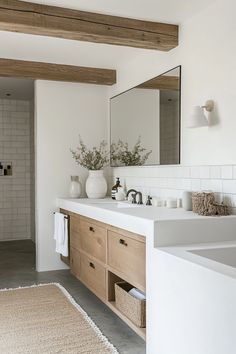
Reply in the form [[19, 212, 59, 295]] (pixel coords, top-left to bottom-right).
[[53, 212, 68, 257], [128, 288, 146, 300]]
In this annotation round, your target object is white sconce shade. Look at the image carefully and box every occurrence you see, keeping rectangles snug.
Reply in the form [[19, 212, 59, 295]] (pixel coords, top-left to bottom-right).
[[188, 100, 214, 128], [188, 106, 208, 128]]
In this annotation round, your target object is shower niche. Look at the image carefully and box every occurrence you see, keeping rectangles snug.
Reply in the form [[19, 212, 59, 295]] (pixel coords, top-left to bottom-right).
[[0, 161, 12, 176]]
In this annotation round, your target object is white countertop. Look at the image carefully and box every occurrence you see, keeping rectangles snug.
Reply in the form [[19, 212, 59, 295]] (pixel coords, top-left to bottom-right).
[[160, 240, 236, 280], [58, 197, 221, 221], [57, 197, 236, 239]]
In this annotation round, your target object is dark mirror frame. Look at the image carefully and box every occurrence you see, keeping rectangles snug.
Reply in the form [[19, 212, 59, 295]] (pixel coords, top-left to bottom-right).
[[110, 65, 181, 167]]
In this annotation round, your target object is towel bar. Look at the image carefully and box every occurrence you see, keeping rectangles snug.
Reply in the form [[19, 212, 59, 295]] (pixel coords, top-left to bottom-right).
[[53, 212, 68, 219]]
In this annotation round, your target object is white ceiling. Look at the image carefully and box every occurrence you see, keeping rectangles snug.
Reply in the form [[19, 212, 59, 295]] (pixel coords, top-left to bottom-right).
[[0, 0, 217, 99], [0, 0, 218, 70], [0, 78, 34, 100], [25, 0, 217, 24]]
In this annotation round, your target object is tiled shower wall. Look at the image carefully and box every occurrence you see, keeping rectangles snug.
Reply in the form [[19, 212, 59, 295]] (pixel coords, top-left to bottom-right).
[[160, 94, 179, 165], [110, 165, 236, 214], [0, 99, 34, 241]]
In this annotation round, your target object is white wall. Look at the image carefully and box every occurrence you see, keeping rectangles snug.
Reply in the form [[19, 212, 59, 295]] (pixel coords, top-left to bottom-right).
[[35, 80, 108, 271], [109, 0, 236, 166]]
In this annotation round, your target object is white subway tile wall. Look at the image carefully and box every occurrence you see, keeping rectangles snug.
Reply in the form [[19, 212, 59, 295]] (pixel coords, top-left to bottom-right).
[[0, 99, 34, 241], [109, 165, 236, 214]]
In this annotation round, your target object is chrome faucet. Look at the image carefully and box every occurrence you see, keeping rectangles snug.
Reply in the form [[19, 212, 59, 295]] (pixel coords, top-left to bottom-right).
[[126, 189, 143, 204], [146, 195, 152, 206], [135, 191, 143, 205], [126, 189, 137, 202]]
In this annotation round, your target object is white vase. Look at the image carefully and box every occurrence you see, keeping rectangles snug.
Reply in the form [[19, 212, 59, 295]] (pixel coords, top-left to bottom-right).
[[69, 176, 82, 198], [182, 191, 193, 211], [86, 170, 107, 199]]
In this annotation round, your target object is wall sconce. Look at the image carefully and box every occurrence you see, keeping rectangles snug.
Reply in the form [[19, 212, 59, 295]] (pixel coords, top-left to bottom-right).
[[188, 100, 214, 128]]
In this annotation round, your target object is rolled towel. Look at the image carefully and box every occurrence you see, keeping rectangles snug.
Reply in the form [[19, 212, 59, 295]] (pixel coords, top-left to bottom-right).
[[128, 288, 146, 300]]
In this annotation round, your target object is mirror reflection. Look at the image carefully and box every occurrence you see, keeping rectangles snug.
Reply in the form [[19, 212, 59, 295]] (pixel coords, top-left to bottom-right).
[[110, 66, 181, 166]]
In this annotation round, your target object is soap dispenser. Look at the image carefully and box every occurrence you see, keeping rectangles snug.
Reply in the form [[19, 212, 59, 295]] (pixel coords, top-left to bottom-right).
[[111, 177, 122, 200]]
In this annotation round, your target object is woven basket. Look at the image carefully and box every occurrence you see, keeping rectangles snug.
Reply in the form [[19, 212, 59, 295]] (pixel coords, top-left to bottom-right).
[[192, 192, 215, 215], [192, 192, 229, 216], [115, 282, 146, 328]]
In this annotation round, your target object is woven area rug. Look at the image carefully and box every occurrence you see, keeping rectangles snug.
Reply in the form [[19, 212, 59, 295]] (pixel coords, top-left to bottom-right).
[[0, 283, 119, 354]]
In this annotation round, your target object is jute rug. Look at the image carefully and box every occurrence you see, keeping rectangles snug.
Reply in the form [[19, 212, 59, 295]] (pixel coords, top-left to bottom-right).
[[0, 283, 119, 354]]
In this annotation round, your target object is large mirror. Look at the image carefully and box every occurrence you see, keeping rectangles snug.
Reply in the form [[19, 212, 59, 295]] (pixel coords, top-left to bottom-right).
[[110, 66, 181, 166]]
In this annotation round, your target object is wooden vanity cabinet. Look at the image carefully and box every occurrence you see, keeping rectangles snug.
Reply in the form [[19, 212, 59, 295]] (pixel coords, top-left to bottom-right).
[[60, 210, 146, 339], [70, 214, 80, 250], [70, 247, 81, 278]]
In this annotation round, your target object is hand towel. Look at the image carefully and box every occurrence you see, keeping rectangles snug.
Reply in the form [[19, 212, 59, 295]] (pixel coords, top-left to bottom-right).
[[53, 212, 68, 257], [128, 288, 146, 300]]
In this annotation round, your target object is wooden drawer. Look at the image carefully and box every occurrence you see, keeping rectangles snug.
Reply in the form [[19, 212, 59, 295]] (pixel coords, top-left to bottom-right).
[[80, 219, 106, 263], [70, 247, 81, 278], [80, 253, 106, 300], [107, 231, 146, 289]]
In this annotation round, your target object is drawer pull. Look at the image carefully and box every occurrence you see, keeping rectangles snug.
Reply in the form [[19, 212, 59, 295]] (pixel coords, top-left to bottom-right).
[[119, 239, 128, 246], [89, 226, 95, 232], [89, 262, 95, 269]]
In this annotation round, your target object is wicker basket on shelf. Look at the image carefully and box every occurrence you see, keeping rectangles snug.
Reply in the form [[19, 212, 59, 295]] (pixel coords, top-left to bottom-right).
[[115, 282, 146, 328], [192, 192, 229, 216]]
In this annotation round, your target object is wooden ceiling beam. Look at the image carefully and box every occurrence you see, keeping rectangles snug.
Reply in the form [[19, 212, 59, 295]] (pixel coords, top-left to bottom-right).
[[138, 76, 180, 90], [0, 0, 178, 51], [0, 58, 116, 85]]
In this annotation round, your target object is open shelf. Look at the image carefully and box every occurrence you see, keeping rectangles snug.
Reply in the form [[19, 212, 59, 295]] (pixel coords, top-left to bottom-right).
[[107, 270, 146, 341], [107, 301, 146, 340]]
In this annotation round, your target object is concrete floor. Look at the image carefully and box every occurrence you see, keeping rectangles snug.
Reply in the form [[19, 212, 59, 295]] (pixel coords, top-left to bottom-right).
[[0, 240, 146, 354]]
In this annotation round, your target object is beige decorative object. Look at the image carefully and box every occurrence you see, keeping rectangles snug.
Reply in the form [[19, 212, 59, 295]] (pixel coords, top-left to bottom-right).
[[115, 282, 146, 328], [192, 192, 230, 216], [0, 283, 118, 354]]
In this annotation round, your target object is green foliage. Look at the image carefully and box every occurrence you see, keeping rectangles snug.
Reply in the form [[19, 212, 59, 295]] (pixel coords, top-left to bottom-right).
[[111, 137, 152, 166], [71, 136, 109, 170]]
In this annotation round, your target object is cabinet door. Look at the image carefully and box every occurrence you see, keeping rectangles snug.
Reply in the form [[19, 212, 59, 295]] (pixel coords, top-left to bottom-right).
[[70, 215, 80, 251], [70, 247, 81, 279], [80, 253, 106, 300], [80, 219, 106, 263], [107, 231, 146, 290]]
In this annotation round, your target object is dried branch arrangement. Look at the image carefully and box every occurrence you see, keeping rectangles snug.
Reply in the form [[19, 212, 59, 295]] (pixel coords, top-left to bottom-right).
[[111, 137, 152, 167], [71, 136, 109, 170]]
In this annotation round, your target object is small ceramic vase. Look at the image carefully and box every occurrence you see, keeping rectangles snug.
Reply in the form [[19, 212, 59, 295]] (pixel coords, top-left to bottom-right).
[[69, 176, 82, 198]]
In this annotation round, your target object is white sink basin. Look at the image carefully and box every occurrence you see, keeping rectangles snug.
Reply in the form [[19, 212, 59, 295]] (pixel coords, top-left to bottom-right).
[[90, 201, 143, 209], [116, 202, 143, 208]]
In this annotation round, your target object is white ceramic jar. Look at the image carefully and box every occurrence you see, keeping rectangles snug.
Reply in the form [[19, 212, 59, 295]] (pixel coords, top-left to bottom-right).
[[69, 176, 82, 198], [86, 170, 107, 199], [166, 198, 177, 208]]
